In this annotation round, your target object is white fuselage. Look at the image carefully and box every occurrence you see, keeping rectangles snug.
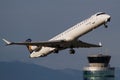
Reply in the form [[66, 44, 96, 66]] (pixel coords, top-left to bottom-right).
[[30, 12, 110, 58]]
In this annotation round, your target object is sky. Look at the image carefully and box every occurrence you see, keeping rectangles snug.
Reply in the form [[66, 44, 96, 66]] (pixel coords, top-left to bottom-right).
[[0, 0, 120, 70]]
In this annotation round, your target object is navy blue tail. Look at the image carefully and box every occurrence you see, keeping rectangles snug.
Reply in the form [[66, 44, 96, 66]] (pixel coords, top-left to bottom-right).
[[25, 38, 33, 53]]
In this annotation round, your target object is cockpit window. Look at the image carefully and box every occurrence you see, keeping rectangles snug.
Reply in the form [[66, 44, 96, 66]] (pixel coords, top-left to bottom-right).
[[96, 12, 106, 16]]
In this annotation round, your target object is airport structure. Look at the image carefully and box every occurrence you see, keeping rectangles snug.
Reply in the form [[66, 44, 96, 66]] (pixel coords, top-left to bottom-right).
[[83, 54, 115, 80]]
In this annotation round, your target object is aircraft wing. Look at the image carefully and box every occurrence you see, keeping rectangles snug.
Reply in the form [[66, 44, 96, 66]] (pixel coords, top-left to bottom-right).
[[3, 39, 102, 48], [73, 40, 102, 48], [2, 39, 66, 47]]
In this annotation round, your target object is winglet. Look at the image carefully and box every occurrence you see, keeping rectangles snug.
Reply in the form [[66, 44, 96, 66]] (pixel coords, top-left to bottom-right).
[[2, 39, 12, 45], [99, 42, 102, 47]]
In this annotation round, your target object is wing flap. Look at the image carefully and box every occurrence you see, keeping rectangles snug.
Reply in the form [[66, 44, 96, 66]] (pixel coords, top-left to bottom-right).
[[73, 40, 102, 48]]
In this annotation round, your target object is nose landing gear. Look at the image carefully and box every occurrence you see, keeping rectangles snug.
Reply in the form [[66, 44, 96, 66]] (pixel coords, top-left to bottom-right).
[[104, 24, 108, 28]]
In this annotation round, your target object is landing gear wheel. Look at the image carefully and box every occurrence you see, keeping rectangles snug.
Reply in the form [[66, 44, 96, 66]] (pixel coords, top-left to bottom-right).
[[53, 49, 59, 53], [69, 49, 75, 54], [104, 24, 108, 28]]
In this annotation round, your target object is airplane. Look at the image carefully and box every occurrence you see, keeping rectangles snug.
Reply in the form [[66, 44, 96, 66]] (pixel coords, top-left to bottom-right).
[[2, 12, 111, 58]]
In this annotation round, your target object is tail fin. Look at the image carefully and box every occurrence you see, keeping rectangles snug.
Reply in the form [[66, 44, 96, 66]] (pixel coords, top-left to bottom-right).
[[25, 39, 37, 54]]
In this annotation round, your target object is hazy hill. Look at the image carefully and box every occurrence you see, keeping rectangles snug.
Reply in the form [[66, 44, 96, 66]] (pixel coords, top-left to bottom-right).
[[0, 61, 82, 80]]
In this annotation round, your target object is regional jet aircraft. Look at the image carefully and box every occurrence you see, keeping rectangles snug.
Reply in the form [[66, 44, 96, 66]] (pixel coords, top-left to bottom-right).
[[3, 12, 111, 58]]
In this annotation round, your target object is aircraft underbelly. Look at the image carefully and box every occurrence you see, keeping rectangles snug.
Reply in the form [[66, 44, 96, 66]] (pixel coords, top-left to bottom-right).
[[30, 47, 55, 58]]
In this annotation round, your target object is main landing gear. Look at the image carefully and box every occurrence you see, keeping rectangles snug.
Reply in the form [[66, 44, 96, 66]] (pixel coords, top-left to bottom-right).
[[69, 48, 75, 54], [53, 48, 75, 54], [53, 49, 59, 53]]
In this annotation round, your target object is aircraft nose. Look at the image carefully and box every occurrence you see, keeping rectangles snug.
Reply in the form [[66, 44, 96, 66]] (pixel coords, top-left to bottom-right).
[[106, 14, 111, 22], [107, 16, 111, 22], [105, 14, 111, 22]]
